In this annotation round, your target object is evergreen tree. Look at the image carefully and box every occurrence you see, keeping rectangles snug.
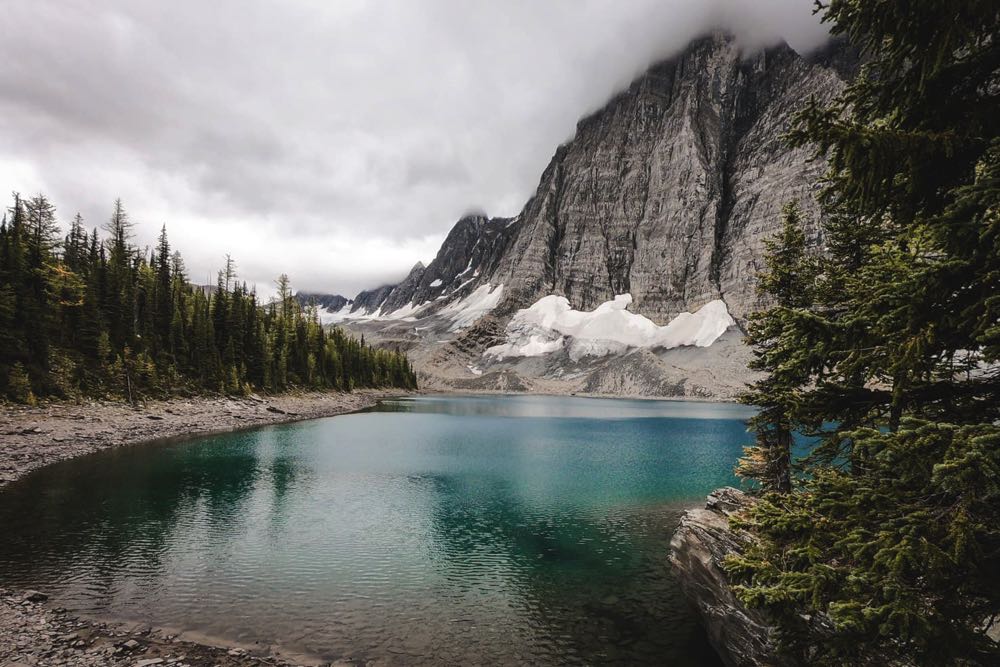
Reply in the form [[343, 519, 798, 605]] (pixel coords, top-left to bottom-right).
[[153, 225, 173, 358], [0, 194, 416, 402], [103, 198, 134, 349], [20, 194, 60, 390], [64, 213, 87, 272], [726, 2, 1000, 664], [735, 203, 818, 492]]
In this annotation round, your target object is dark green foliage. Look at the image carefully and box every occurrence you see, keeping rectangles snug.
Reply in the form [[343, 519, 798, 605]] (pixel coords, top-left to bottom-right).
[[6, 362, 35, 405], [728, 1, 1000, 664], [0, 194, 416, 402], [736, 203, 819, 493], [729, 420, 1000, 665]]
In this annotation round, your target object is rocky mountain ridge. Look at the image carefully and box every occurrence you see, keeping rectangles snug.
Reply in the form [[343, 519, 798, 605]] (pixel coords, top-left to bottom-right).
[[294, 291, 350, 313], [321, 32, 854, 397]]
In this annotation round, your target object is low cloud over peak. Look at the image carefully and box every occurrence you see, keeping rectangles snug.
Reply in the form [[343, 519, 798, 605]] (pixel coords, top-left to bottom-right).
[[0, 0, 827, 296]]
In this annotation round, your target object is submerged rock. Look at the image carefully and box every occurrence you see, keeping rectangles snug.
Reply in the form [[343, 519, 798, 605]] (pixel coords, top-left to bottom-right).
[[669, 487, 781, 667], [21, 590, 48, 603]]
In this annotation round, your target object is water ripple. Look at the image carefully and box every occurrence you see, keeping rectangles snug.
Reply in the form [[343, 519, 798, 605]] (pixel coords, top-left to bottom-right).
[[0, 396, 741, 665]]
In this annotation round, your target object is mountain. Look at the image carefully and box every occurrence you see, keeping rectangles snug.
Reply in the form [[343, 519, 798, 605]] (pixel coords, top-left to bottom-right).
[[293, 292, 353, 324], [333, 33, 854, 398], [295, 292, 350, 312]]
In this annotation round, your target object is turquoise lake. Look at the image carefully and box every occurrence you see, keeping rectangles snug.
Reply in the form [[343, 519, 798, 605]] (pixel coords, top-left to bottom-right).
[[0, 394, 757, 665]]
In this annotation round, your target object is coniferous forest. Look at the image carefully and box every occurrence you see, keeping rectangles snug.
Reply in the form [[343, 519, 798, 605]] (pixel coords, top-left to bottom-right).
[[728, 2, 999, 665], [0, 194, 417, 404]]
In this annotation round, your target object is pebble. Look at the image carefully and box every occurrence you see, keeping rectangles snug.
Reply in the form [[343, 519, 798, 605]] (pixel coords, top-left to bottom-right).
[[22, 591, 48, 603], [0, 587, 306, 666], [1, 391, 388, 493]]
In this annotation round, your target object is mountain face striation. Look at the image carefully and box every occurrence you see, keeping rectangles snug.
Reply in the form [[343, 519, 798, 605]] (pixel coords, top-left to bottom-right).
[[334, 33, 854, 397]]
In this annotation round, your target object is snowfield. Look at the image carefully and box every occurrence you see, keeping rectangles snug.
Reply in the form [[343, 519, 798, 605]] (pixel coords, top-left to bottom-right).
[[316, 301, 355, 325], [485, 294, 734, 361], [384, 301, 422, 321], [438, 283, 504, 331], [317, 298, 423, 324]]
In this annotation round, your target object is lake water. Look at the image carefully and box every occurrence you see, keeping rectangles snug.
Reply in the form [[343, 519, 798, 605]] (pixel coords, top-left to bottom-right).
[[0, 394, 755, 665]]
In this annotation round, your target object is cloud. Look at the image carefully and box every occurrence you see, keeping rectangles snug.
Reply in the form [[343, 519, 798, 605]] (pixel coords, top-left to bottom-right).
[[0, 0, 828, 296]]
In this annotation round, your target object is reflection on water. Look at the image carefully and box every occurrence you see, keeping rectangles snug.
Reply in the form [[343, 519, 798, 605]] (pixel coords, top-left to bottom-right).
[[0, 395, 753, 665], [375, 393, 756, 421]]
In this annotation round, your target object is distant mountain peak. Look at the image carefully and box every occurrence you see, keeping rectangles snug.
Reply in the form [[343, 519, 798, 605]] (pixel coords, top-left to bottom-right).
[[294, 291, 351, 313]]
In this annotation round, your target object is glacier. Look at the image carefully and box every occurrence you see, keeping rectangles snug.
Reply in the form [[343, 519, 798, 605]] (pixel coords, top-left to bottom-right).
[[485, 294, 734, 362]]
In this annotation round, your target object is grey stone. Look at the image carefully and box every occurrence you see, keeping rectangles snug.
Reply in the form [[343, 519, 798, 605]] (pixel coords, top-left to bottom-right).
[[21, 591, 47, 603], [351, 34, 853, 328], [350, 283, 397, 315], [669, 488, 784, 667], [294, 292, 350, 313]]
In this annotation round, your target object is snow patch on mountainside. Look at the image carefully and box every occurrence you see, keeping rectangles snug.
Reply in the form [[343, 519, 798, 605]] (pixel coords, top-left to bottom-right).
[[383, 301, 422, 321], [316, 301, 355, 325], [320, 283, 504, 329], [438, 284, 504, 331], [485, 294, 734, 362], [318, 299, 422, 324]]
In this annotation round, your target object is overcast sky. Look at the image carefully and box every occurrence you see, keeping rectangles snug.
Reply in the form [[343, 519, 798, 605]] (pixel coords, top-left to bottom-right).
[[0, 0, 828, 296]]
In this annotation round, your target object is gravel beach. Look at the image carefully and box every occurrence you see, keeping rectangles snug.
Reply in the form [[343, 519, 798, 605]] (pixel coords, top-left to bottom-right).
[[0, 587, 338, 667]]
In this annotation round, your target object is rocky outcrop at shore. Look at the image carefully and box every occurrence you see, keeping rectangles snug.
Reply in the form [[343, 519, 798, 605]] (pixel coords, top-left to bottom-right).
[[669, 487, 781, 667]]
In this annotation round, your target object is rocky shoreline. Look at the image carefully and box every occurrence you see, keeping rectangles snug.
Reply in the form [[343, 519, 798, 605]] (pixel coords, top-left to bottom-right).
[[669, 488, 779, 667], [0, 390, 403, 667], [0, 587, 330, 667], [0, 390, 400, 490]]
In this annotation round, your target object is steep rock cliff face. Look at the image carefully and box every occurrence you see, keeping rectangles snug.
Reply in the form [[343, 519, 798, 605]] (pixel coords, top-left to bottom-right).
[[378, 261, 426, 315], [338, 34, 852, 395], [378, 215, 519, 315], [356, 34, 848, 325], [294, 292, 350, 312], [350, 283, 397, 315], [488, 34, 846, 323]]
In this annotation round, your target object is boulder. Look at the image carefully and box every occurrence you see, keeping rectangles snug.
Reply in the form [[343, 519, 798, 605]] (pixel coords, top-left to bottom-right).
[[669, 487, 782, 667], [21, 590, 48, 603]]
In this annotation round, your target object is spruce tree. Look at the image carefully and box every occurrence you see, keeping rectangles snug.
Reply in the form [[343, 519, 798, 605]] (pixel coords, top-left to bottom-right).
[[21, 194, 60, 389], [153, 225, 173, 356], [735, 203, 818, 492], [0, 191, 416, 401], [726, 2, 1000, 664], [103, 199, 134, 349]]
